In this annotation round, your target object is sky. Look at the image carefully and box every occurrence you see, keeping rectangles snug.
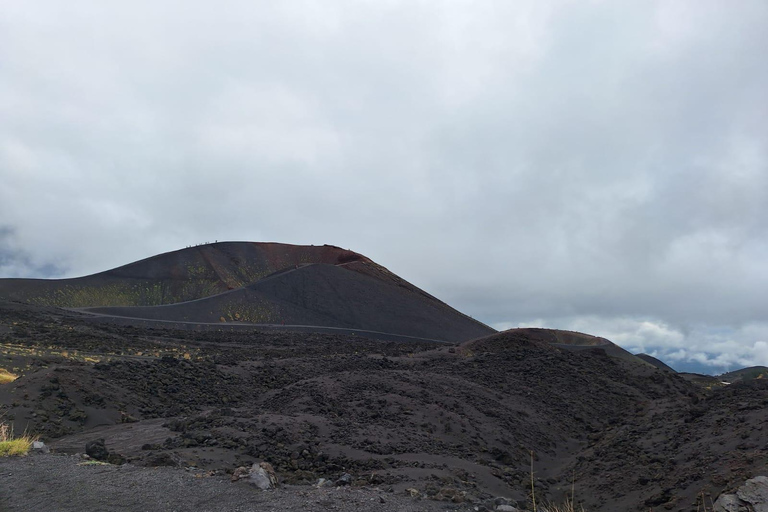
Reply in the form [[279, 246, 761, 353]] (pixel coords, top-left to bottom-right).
[[2, 1, 767, 374]]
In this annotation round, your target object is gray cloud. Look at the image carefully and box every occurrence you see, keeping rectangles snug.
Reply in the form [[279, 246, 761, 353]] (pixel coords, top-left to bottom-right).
[[1, 1, 767, 373], [0, 226, 64, 277]]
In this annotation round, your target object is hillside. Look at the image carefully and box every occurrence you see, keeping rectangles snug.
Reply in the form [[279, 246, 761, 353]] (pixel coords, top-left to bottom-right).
[[0, 242, 373, 308], [85, 263, 493, 342], [0, 242, 494, 343], [720, 366, 768, 383]]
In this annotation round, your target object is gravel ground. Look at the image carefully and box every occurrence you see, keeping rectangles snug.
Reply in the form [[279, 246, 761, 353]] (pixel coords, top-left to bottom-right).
[[0, 454, 460, 512]]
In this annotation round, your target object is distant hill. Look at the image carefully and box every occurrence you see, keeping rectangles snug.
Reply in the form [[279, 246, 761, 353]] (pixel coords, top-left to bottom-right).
[[678, 372, 723, 387], [719, 366, 768, 383], [0, 242, 495, 343], [635, 353, 677, 372], [476, 327, 646, 364]]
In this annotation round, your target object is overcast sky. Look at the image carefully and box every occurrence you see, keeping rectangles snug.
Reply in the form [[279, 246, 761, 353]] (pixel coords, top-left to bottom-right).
[[2, 1, 767, 373]]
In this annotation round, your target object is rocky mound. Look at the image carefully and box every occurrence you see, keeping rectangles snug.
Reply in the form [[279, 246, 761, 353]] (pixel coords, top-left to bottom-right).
[[635, 353, 677, 372], [462, 328, 647, 365]]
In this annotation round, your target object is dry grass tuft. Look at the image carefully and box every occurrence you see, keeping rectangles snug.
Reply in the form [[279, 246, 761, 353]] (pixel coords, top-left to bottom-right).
[[0, 368, 18, 384], [0, 437, 34, 456], [540, 503, 587, 512], [0, 420, 36, 457]]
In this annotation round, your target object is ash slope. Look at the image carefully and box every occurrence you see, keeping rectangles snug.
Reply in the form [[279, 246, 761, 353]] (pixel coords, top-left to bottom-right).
[[85, 263, 493, 342]]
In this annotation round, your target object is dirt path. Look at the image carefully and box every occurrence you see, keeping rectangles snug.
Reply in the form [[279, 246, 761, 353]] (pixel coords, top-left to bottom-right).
[[0, 454, 456, 512], [73, 309, 451, 343]]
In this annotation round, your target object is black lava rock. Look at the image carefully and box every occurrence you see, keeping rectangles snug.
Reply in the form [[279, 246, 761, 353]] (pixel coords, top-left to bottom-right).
[[85, 438, 109, 461]]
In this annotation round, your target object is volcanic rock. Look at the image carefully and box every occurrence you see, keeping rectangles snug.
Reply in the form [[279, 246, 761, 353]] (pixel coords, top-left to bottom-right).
[[714, 476, 768, 512], [31, 441, 50, 454], [248, 462, 278, 490], [85, 439, 109, 461], [336, 473, 353, 486]]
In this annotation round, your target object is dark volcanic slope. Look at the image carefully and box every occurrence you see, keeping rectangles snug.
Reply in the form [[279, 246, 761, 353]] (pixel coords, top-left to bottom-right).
[[0, 242, 371, 307], [635, 353, 677, 372], [495, 327, 647, 365], [85, 263, 493, 342], [720, 366, 768, 383]]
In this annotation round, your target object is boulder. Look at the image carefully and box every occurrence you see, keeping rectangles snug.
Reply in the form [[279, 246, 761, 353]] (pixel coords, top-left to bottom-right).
[[714, 494, 742, 512], [85, 439, 109, 461], [145, 452, 177, 467], [335, 473, 352, 486], [714, 476, 768, 512], [738, 476, 768, 511], [247, 462, 278, 490], [31, 441, 50, 454]]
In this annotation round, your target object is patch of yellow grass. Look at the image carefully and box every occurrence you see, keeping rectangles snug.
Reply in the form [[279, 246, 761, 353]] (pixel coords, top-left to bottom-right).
[[0, 437, 33, 456], [0, 368, 18, 384], [0, 422, 36, 457]]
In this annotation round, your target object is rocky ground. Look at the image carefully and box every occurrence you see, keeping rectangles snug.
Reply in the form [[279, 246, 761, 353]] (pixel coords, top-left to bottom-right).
[[1, 301, 767, 511]]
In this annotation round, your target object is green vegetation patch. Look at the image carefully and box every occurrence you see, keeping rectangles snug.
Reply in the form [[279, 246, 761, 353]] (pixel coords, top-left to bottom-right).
[[28, 279, 229, 308], [221, 299, 281, 324]]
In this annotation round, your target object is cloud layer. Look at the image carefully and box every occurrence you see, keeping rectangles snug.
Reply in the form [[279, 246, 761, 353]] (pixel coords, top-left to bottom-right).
[[2, 1, 767, 372]]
